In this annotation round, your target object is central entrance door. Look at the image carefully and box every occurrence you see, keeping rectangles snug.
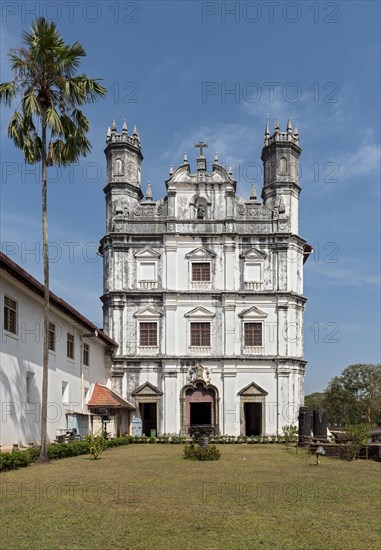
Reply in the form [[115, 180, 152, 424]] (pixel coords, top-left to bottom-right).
[[190, 402, 211, 425], [185, 384, 216, 434], [139, 403, 157, 436], [244, 402, 262, 436]]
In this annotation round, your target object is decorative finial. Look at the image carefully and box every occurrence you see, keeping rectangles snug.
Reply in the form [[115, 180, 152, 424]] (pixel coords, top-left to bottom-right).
[[133, 124, 139, 137], [264, 117, 270, 145], [294, 125, 299, 136], [250, 184, 257, 201], [146, 181, 153, 201], [274, 117, 280, 131], [107, 126, 111, 138], [169, 164, 173, 175], [183, 152, 188, 163], [214, 152, 219, 163], [228, 164, 233, 175], [287, 118, 292, 132], [122, 119, 128, 132], [111, 120, 116, 132]]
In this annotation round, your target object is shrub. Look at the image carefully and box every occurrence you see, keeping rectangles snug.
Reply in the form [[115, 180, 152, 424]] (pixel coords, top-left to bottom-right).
[[84, 432, 105, 460], [344, 424, 369, 460], [0, 450, 32, 471], [171, 436, 185, 444], [183, 443, 221, 461], [282, 425, 298, 448]]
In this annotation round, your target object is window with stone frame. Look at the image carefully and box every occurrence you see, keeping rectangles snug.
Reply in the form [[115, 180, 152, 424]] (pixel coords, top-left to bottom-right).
[[83, 343, 90, 366], [139, 322, 157, 346], [48, 322, 56, 352], [244, 322, 263, 347], [244, 262, 262, 282], [139, 262, 156, 281], [190, 322, 211, 347], [4, 295, 17, 334], [192, 262, 211, 282], [67, 333, 75, 359]]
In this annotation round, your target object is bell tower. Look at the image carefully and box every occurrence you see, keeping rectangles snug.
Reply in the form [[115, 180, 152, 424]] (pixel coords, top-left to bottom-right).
[[104, 119, 143, 233], [101, 119, 143, 346], [261, 118, 302, 234]]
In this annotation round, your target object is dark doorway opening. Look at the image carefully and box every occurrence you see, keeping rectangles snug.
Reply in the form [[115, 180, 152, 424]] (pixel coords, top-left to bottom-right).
[[244, 402, 262, 436], [139, 403, 157, 436], [190, 403, 211, 425]]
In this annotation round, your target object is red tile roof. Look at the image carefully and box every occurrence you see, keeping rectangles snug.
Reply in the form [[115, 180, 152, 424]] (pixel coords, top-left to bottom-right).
[[87, 383, 135, 410]]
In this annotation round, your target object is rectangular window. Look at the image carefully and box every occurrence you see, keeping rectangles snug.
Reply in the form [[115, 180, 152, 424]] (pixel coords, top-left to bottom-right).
[[4, 296, 17, 334], [139, 323, 157, 346], [190, 322, 211, 347], [67, 333, 74, 359], [48, 322, 56, 352], [83, 343, 89, 366], [192, 263, 210, 282], [26, 372, 35, 403], [244, 323, 262, 347], [245, 263, 261, 281], [139, 262, 156, 281]]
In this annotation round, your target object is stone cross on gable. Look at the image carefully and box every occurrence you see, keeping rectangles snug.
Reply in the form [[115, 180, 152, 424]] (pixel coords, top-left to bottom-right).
[[194, 142, 208, 157]]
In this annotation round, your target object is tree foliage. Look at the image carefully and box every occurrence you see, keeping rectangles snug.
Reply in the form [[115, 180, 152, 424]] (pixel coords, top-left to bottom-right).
[[323, 364, 381, 426], [304, 392, 326, 409], [0, 18, 106, 463], [0, 17, 106, 166]]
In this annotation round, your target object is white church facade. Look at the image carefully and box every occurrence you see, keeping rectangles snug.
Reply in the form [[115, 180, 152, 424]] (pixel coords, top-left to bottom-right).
[[100, 119, 312, 437]]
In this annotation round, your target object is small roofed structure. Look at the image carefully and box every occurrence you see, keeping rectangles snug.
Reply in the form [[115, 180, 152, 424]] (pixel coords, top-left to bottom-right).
[[87, 383, 135, 437]]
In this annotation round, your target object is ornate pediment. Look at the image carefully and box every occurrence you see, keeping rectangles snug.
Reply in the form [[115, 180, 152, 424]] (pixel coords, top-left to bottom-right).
[[238, 306, 268, 319], [238, 382, 268, 396], [134, 247, 161, 259], [185, 247, 216, 259], [240, 247, 267, 260], [184, 306, 215, 318], [132, 382, 163, 397], [133, 306, 162, 318]]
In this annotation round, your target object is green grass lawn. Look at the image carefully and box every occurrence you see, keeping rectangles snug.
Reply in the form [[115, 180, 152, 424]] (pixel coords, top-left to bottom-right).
[[1, 444, 380, 550]]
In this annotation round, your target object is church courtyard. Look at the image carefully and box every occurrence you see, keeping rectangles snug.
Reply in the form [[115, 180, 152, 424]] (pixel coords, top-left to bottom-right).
[[1, 445, 379, 550]]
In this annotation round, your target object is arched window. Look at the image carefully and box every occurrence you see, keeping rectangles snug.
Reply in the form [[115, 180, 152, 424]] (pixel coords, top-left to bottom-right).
[[114, 158, 123, 176], [279, 157, 287, 176]]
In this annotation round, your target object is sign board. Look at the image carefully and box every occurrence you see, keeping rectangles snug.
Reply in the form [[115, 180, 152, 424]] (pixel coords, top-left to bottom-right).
[[131, 417, 143, 436]]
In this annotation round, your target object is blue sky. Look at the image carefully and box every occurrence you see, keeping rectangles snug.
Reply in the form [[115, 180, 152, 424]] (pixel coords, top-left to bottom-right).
[[1, 1, 380, 393]]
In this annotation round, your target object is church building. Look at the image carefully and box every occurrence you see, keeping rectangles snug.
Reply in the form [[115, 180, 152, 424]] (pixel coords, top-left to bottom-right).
[[99, 119, 311, 437]]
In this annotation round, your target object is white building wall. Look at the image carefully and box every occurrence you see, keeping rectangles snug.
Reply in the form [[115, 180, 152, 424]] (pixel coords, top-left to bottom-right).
[[0, 270, 110, 448]]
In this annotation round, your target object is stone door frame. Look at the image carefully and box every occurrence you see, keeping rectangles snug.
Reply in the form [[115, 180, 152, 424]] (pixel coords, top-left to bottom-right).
[[180, 381, 220, 436], [238, 382, 268, 436]]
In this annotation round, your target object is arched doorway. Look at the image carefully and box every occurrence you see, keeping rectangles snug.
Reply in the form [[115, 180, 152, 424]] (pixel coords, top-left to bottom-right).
[[181, 382, 219, 435]]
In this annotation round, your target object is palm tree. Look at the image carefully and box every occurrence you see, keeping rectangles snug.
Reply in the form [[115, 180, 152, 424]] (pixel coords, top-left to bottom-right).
[[0, 18, 106, 463]]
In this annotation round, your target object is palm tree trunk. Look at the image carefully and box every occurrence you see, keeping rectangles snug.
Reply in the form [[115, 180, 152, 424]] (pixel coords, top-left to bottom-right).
[[38, 114, 50, 463]]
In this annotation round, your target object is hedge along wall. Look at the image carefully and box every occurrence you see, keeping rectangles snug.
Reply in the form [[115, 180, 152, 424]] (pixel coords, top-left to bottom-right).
[[0, 437, 133, 473]]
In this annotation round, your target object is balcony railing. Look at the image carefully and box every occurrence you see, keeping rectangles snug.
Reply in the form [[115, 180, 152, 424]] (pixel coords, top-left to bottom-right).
[[243, 346, 264, 355], [138, 281, 158, 290], [138, 346, 159, 356], [189, 346, 211, 355], [190, 281, 212, 290], [244, 281, 263, 291]]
